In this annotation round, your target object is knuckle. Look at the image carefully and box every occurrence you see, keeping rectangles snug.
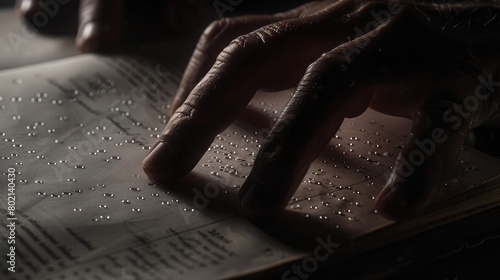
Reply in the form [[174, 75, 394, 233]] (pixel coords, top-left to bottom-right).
[[355, 1, 387, 14], [419, 96, 471, 133], [421, 97, 461, 115], [200, 18, 232, 45], [218, 29, 269, 63], [222, 22, 286, 58], [172, 101, 198, 121], [201, 16, 266, 45], [231, 24, 278, 47], [302, 54, 350, 85]]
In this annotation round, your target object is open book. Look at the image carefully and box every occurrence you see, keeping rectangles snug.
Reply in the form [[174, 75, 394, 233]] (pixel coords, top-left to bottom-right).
[[1, 48, 500, 280]]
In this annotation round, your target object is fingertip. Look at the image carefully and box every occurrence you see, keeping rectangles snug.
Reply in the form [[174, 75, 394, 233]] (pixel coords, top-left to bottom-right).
[[238, 181, 283, 221], [375, 171, 437, 221], [76, 22, 107, 52], [18, 0, 36, 19], [375, 184, 416, 221], [19, 0, 78, 34], [142, 141, 183, 183], [76, 0, 126, 52], [239, 183, 263, 218], [238, 150, 312, 221]]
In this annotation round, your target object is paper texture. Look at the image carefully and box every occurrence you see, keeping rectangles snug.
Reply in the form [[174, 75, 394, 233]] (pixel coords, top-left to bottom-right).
[[1, 54, 499, 280]]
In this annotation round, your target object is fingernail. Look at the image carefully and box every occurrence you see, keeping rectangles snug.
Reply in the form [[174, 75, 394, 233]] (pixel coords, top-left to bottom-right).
[[142, 141, 175, 182], [79, 22, 101, 39], [77, 22, 106, 52], [19, 0, 35, 15]]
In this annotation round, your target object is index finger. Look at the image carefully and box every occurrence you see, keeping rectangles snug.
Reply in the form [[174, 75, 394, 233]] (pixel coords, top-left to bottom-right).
[[143, 0, 357, 183]]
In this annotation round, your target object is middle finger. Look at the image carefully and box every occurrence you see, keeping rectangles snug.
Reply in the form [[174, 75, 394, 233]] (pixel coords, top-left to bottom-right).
[[143, 0, 359, 183]]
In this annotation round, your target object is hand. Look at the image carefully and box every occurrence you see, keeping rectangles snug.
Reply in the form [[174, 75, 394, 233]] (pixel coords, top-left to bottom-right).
[[142, 0, 500, 221], [17, 0, 218, 52]]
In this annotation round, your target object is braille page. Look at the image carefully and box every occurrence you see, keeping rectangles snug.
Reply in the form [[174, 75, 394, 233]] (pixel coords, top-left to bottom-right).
[[0, 55, 307, 280], [1, 54, 500, 280]]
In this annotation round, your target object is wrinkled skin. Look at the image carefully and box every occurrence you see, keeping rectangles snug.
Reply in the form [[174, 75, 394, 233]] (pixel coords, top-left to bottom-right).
[[142, 0, 500, 221], [18, 0, 500, 221]]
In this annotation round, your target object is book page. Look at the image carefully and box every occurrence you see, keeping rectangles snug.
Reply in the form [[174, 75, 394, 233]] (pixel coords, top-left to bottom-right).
[[0, 54, 499, 280], [0, 55, 307, 280]]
